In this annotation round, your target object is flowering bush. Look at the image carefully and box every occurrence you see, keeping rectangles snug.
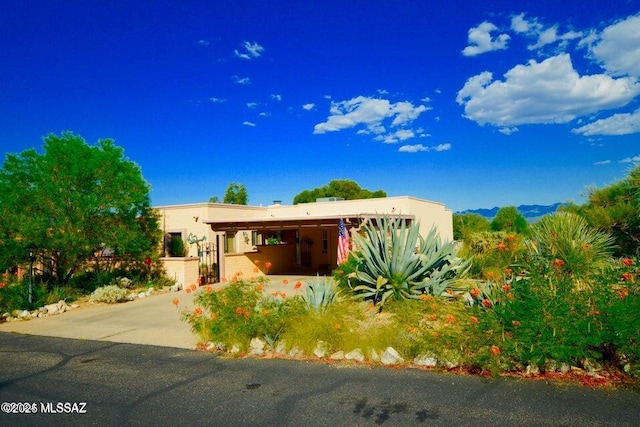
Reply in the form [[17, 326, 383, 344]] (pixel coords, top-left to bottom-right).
[[181, 279, 306, 351]]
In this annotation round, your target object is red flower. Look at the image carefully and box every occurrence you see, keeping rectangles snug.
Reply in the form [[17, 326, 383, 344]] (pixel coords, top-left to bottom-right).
[[185, 288, 192, 294], [193, 307, 203, 315], [552, 258, 565, 268], [428, 314, 437, 321], [496, 242, 507, 251], [144, 257, 152, 266], [235, 307, 244, 315], [282, 279, 289, 285], [501, 284, 511, 292], [617, 288, 629, 299], [470, 288, 481, 298], [205, 285, 213, 293], [507, 234, 516, 242], [0, 282, 5, 289], [294, 281, 302, 289], [172, 298, 179, 306], [486, 271, 495, 280], [256, 285, 263, 292], [504, 268, 513, 276], [190, 283, 197, 291], [490, 345, 500, 356], [210, 313, 217, 319], [265, 261, 272, 270], [621, 272, 633, 281], [334, 323, 341, 329], [589, 309, 600, 316], [512, 320, 521, 327], [470, 316, 479, 324], [446, 314, 456, 324], [420, 294, 428, 301], [482, 299, 492, 308], [622, 258, 634, 266]]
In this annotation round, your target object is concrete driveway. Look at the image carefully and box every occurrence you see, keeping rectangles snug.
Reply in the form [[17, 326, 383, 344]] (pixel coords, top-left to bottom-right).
[[0, 275, 313, 349]]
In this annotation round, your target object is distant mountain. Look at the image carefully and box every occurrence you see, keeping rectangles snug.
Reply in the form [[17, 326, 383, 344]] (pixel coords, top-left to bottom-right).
[[457, 203, 564, 221]]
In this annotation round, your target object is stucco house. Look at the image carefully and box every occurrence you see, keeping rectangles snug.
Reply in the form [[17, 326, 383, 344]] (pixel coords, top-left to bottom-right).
[[155, 196, 453, 287]]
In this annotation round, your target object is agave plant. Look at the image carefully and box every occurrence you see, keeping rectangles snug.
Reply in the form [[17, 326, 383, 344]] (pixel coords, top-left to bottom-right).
[[350, 215, 471, 308], [302, 275, 341, 312]]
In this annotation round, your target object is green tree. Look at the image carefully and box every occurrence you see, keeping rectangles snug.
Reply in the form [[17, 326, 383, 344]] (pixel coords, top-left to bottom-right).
[[223, 182, 248, 205], [561, 165, 640, 256], [0, 132, 160, 283], [208, 195, 220, 203], [453, 213, 490, 241], [293, 179, 386, 204], [490, 206, 528, 234]]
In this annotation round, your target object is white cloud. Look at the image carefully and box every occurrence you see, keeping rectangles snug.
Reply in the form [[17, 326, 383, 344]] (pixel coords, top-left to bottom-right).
[[271, 94, 282, 101], [232, 75, 251, 85], [621, 155, 640, 163], [398, 143, 451, 153], [209, 97, 226, 103], [302, 103, 315, 111], [398, 144, 428, 153], [198, 39, 210, 46], [498, 127, 519, 135], [258, 112, 270, 117], [594, 160, 611, 165], [591, 14, 640, 78], [511, 13, 541, 34], [234, 41, 264, 59], [511, 13, 581, 50], [313, 96, 429, 135], [573, 108, 640, 136], [242, 121, 256, 127], [434, 143, 451, 151], [462, 21, 510, 56], [456, 54, 640, 127], [377, 89, 389, 95], [247, 102, 259, 109], [374, 129, 415, 144], [528, 26, 582, 50]]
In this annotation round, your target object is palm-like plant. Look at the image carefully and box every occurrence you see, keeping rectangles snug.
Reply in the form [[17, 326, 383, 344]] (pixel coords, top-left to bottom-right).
[[350, 215, 470, 308], [528, 212, 615, 287]]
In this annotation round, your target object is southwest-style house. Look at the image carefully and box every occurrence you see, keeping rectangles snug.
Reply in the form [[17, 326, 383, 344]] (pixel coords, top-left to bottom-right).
[[156, 196, 453, 288]]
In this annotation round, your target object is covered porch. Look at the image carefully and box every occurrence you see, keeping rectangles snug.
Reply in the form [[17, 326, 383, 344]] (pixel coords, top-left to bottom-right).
[[206, 214, 414, 281]]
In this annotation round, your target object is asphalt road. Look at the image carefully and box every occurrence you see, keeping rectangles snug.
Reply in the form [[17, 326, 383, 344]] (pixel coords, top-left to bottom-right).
[[1, 333, 638, 427]]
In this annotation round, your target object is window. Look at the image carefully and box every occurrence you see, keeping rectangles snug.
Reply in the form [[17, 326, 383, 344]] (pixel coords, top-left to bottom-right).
[[251, 231, 259, 246], [322, 230, 328, 253], [224, 232, 236, 253]]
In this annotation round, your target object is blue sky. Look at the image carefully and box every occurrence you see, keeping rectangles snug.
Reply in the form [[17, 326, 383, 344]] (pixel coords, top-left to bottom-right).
[[1, 1, 639, 212]]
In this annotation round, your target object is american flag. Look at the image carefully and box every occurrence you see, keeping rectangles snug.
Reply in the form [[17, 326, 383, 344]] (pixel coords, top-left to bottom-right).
[[337, 218, 349, 265]]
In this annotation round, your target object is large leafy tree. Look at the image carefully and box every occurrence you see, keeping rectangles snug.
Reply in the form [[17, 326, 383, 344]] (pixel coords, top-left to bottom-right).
[[562, 165, 640, 256], [0, 132, 160, 283], [490, 206, 529, 234], [223, 182, 248, 205], [293, 179, 386, 204]]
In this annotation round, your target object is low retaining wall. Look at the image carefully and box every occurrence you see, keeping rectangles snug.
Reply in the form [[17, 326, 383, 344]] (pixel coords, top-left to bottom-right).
[[160, 257, 199, 290]]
